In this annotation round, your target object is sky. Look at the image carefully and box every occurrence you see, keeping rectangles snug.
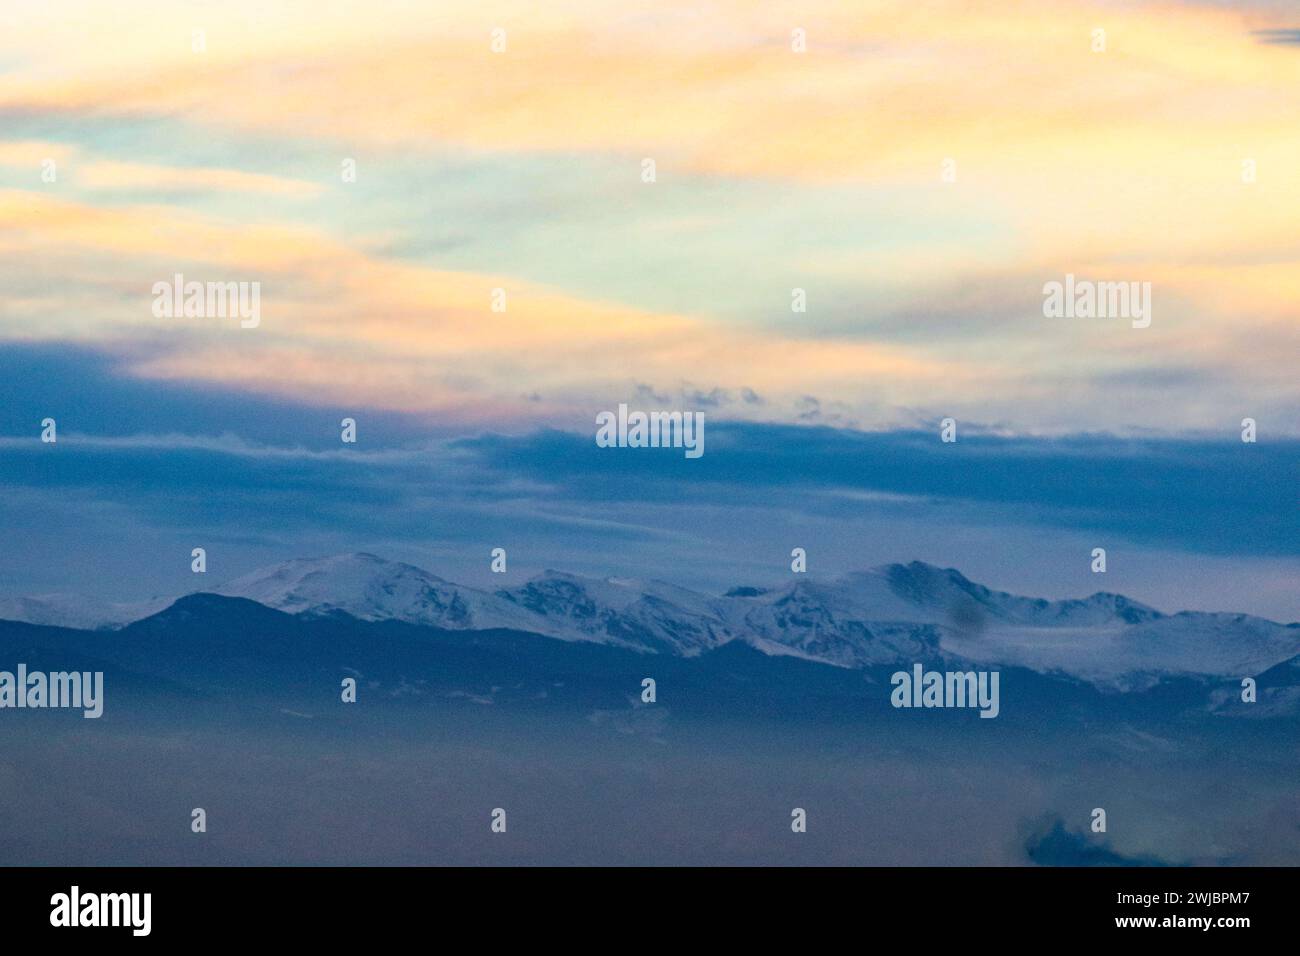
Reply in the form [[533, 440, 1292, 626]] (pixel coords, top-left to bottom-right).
[[0, 1, 1296, 618]]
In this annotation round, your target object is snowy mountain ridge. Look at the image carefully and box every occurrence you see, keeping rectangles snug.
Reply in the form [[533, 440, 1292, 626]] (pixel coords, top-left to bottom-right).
[[3, 552, 1296, 688]]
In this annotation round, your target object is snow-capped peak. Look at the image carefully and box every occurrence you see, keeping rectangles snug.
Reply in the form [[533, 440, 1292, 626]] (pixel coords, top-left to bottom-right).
[[214, 552, 508, 630], [2, 554, 1295, 688], [0, 592, 172, 631]]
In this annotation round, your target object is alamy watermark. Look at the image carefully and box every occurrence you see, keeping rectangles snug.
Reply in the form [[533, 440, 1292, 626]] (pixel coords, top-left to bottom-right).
[[50, 886, 150, 936], [891, 664, 999, 718], [1042, 273, 1151, 328], [152, 273, 260, 328], [0, 665, 103, 718], [596, 403, 704, 458]]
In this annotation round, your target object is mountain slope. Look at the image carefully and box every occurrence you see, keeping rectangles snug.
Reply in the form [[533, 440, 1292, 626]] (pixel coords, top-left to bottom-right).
[[213, 552, 556, 637], [0, 592, 171, 630], [1, 553, 1296, 687]]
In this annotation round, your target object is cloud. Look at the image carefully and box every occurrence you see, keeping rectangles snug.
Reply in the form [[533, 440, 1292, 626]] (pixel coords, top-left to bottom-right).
[[1252, 28, 1300, 45], [2, 0, 1300, 705], [1024, 819, 1176, 867], [0, 139, 321, 196], [457, 423, 1300, 559], [2, 344, 1297, 619], [0, 187, 969, 425], [74, 159, 322, 196], [5, 344, 1296, 563], [2, 2, 1300, 434]]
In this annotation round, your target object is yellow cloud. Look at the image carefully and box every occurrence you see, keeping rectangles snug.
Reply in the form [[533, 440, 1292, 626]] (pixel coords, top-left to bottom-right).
[[2, 1, 1297, 430], [5, 1, 1298, 271], [74, 160, 323, 196], [0, 141, 77, 167], [0, 189, 970, 418], [0, 141, 321, 196]]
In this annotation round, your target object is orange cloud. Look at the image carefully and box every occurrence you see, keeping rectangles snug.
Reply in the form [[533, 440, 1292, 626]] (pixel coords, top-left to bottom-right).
[[0, 189, 970, 419]]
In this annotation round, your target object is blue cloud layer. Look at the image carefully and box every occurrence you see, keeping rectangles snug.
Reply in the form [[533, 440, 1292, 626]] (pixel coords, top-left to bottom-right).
[[2, 344, 1296, 619]]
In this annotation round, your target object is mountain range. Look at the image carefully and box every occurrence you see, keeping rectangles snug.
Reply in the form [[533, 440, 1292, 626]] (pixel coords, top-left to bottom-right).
[[3, 552, 1296, 690]]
